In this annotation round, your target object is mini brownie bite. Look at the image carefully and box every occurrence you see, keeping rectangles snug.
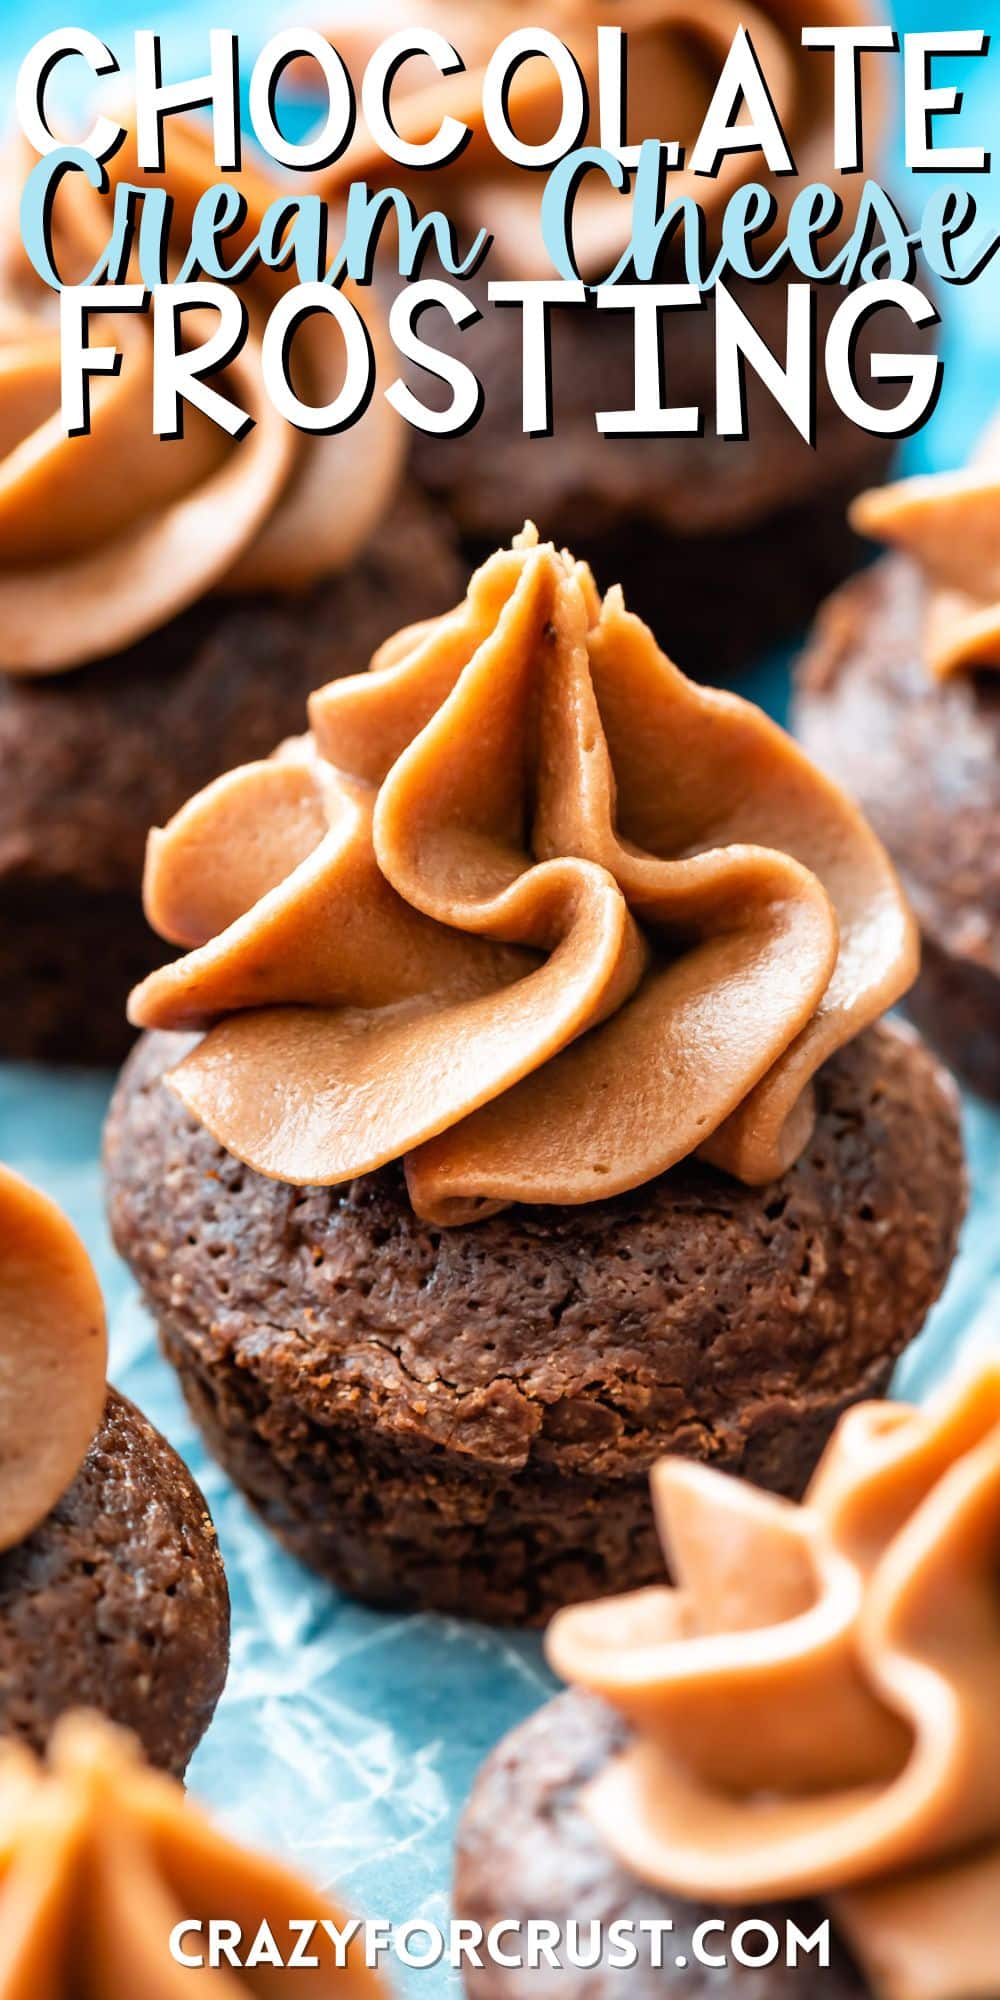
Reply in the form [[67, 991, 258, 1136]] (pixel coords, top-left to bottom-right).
[[0, 1711, 383, 1995], [794, 425, 1000, 1099], [106, 530, 963, 1623], [455, 1365, 1000, 1998], [307, 0, 933, 669], [0, 1165, 229, 1773], [0, 117, 461, 1063]]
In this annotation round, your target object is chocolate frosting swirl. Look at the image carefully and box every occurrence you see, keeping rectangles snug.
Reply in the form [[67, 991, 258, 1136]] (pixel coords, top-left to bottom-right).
[[852, 414, 1000, 679], [0, 1712, 383, 1995], [316, 0, 884, 278], [0, 1165, 107, 1552], [547, 1364, 1000, 2000], [129, 528, 915, 1223], [0, 118, 403, 675]]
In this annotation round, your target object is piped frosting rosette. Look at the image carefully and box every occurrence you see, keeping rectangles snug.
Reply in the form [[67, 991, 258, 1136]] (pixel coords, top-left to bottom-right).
[[0, 1165, 107, 1553], [0, 117, 403, 675], [547, 1363, 1000, 2000], [128, 527, 916, 1225], [852, 413, 1000, 679], [0, 1712, 383, 1996], [312, 0, 884, 278]]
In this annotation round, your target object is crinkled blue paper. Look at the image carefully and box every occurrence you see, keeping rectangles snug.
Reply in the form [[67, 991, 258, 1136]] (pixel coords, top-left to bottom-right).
[[1, 4, 999, 1990], [0, 1057, 996, 1997]]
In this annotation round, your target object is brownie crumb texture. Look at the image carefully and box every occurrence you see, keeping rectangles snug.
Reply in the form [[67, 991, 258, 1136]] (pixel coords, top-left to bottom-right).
[[105, 1019, 964, 1624], [795, 557, 1000, 1099], [454, 1689, 869, 1998], [0, 1389, 230, 1775], [0, 489, 462, 1064]]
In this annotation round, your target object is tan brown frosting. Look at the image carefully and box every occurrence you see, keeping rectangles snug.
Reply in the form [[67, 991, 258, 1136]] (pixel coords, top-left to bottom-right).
[[852, 416, 1000, 679], [0, 1165, 107, 1553], [315, 0, 884, 279], [0, 117, 403, 676], [546, 1363, 1000, 2000], [128, 527, 915, 1223], [0, 1711, 384, 1995]]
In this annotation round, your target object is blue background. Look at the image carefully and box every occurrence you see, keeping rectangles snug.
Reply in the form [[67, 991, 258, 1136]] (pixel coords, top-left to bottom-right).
[[1, 6, 998, 1991]]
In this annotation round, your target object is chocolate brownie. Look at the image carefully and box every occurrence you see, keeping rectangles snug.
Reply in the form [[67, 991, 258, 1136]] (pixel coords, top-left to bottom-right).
[[0, 488, 462, 1064], [0, 1388, 229, 1776], [409, 274, 934, 673], [104, 1018, 964, 1625], [454, 1690, 868, 1997], [794, 557, 1000, 1098]]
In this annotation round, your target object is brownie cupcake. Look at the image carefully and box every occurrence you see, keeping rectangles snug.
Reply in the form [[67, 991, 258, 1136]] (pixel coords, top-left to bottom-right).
[[794, 423, 1000, 1098], [0, 1711, 382, 1994], [0, 116, 461, 1062], [307, 0, 933, 668], [0, 1164, 229, 1773], [455, 1363, 1000, 1997], [106, 531, 963, 1623]]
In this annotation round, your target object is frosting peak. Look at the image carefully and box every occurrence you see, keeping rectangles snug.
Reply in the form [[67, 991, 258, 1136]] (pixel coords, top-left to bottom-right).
[[129, 528, 915, 1222], [0, 1165, 107, 1552], [851, 414, 1000, 679], [0, 119, 403, 675], [547, 1364, 1000, 2000], [0, 1712, 382, 1995]]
